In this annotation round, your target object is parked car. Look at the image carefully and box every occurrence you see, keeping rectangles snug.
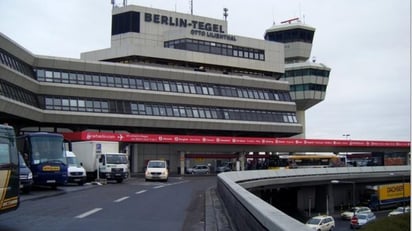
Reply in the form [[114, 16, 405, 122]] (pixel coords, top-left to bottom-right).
[[18, 153, 33, 193], [145, 160, 168, 182], [305, 215, 335, 231], [350, 212, 376, 229], [66, 151, 87, 186], [388, 206, 410, 216], [341, 206, 372, 220], [216, 162, 232, 173], [190, 165, 210, 174]]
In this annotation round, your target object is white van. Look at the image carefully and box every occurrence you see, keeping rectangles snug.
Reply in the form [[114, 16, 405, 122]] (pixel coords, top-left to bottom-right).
[[66, 151, 87, 185], [145, 160, 168, 182]]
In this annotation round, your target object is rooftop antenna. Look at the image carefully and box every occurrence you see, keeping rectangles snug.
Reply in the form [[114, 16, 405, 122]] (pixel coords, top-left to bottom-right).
[[190, 0, 193, 15], [111, 0, 115, 8], [223, 8, 228, 21], [123, 0, 127, 7]]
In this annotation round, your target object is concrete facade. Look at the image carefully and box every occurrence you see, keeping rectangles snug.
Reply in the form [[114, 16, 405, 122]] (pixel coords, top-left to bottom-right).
[[0, 4, 334, 174]]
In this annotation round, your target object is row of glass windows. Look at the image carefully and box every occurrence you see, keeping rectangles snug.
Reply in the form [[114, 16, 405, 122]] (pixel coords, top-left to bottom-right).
[[284, 68, 330, 78], [0, 49, 34, 78], [164, 39, 265, 61], [43, 96, 297, 123], [35, 69, 293, 102], [0, 79, 38, 107], [0, 48, 289, 102], [290, 84, 327, 92], [265, 29, 314, 43], [0, 80, 298, 124]]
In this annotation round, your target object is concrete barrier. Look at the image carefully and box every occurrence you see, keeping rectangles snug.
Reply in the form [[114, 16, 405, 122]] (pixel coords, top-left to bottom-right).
[[217, 166, 410, 231]]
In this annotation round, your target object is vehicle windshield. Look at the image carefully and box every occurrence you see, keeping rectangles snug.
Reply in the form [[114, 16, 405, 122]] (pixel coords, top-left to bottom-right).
[[31, 136, 66, 165], [67, 157, 81, 167], [306, 218, 320, 225], [0, 143, 10, 165], [395, 207, 407, 212], [18, 153, 28, 167], [106, 154, 128, 164], [148, 161, 165, 168]]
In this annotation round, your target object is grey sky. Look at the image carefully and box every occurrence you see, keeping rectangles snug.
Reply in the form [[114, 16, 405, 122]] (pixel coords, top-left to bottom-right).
[[0, 0, 410, 141]]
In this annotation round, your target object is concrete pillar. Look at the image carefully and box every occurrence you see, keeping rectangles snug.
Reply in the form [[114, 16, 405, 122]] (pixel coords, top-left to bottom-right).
[[239, 152, 246, 171], [179, 151, 185, 175], [327, 183, 335, 215], [131, 144, 139, 175]]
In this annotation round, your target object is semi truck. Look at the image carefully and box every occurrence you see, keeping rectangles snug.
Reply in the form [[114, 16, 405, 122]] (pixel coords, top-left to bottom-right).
[[363, 182, 410, 210], [70, 141, 129, 183]]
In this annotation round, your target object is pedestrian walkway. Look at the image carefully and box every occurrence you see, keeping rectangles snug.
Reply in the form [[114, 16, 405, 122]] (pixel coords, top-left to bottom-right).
[[205, 187, 233, 231]]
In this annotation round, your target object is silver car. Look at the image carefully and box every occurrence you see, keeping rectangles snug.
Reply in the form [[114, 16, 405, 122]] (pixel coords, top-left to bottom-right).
[[190, 165, 210, 174], [341, 206, 371, 220], [350, 212, 376, 229]]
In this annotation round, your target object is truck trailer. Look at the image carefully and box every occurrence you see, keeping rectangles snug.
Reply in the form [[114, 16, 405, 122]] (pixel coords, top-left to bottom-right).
[[363, 182, 410, 210], [70, 141, 129, 183]]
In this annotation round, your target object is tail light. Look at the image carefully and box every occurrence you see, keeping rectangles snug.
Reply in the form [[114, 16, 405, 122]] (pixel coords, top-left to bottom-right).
[[351, 216, 358, 225]]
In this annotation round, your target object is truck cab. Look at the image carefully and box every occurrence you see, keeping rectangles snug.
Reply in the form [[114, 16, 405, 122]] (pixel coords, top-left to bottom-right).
[[99, 153, 129, 183]]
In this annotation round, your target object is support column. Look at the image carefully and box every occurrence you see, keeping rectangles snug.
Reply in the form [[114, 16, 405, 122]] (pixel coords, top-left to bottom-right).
[[131, 144, 139, 175], [327, 183, 335, 215], [179, 151, 185, 175], [239, 152, 246, 171]]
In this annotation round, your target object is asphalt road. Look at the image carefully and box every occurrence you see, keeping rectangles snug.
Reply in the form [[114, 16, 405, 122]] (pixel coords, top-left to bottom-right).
[[0, 176, 217, 231]]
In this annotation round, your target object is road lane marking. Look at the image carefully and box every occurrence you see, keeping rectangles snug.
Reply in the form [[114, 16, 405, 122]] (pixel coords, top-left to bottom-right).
[[152, 180, 189, 189], [75, 208, 102, 218], [113, 196, 130, 203], [136, 190, 147, 194]]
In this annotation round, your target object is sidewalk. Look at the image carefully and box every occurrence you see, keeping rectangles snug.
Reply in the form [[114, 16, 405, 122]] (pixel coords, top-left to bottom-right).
[[205, 187, 233, 231]]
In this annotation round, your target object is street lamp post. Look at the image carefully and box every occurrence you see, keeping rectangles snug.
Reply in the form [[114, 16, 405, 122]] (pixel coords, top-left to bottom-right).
[[331, 180, 356, 207], [342, 134, 351, 164]]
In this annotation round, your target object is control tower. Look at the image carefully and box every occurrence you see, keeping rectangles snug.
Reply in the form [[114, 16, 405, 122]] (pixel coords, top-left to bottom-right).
[[264, 18, 331, 138]]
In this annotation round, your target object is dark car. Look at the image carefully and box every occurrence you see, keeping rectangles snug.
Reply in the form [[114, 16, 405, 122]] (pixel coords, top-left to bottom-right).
[[19, 153, 33, 193]]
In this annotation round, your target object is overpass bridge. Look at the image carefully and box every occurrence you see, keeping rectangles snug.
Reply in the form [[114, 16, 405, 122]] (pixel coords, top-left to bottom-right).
[[217, 166, 410, 231]]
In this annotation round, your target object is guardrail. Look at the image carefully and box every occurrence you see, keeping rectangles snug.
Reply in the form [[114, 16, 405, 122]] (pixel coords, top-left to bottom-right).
[[217, 166, 410, 231]]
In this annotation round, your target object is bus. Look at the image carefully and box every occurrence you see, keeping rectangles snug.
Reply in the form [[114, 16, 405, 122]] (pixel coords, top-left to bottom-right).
[[0, 124, 19, 214], [268, 153, 344, 169], [288, 154, 343, 168], [16, 132, 68, 188]]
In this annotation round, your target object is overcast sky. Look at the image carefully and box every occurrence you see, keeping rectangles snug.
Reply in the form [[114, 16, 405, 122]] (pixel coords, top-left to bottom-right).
[[0, 0, 410, 141]]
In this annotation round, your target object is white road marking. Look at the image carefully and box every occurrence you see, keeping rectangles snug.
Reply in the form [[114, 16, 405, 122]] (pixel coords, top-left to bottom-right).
[[75, 208, 102, 218], [152, 180, 189, 189], [113, 196, 130, 203], [136, 190, 147, 194]]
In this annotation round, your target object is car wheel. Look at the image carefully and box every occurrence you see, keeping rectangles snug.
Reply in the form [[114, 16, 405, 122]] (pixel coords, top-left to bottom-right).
[[330, 226, 334, 231]]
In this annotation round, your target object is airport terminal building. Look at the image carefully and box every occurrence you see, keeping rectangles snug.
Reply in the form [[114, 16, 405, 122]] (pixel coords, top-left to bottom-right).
[[0, 4, 331, 173]]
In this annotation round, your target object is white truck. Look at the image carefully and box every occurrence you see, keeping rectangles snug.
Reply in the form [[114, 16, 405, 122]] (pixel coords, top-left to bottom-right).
[[70, 141, 129, 183]]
